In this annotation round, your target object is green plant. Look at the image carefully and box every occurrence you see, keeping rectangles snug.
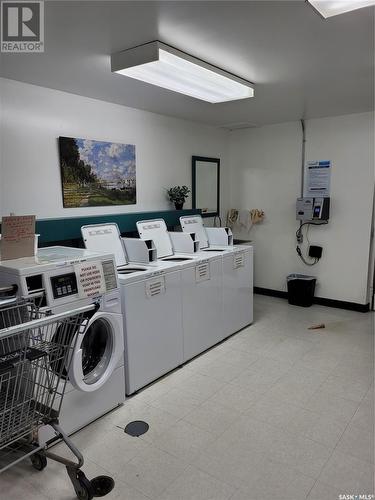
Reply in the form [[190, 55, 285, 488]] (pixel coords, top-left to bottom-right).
[[166, 185, 190, 204]]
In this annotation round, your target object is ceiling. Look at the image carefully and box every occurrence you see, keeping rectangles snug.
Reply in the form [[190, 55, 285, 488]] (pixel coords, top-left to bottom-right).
[[0, 0, 373, 127]]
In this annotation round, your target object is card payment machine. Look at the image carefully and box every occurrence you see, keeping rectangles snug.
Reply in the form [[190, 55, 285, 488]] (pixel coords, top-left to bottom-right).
[[296, 197, 330, 222]]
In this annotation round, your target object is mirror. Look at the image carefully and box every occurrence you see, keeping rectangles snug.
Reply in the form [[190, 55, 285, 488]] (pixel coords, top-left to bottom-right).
[[192, 156, 220, 218]]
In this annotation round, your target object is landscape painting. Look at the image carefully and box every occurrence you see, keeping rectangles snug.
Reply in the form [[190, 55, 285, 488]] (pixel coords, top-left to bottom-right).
[[59, 136, 136, 207]]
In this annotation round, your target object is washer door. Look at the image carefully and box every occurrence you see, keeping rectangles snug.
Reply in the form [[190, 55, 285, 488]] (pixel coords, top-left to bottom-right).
[[68, 312, 123, 392]]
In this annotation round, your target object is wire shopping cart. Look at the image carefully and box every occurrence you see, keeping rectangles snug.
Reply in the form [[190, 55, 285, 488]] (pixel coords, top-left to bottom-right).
[[0, 290, 115, 500]]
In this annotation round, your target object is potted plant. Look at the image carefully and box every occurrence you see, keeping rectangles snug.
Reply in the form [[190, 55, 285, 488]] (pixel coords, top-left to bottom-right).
[[167, 185, 190, 210]]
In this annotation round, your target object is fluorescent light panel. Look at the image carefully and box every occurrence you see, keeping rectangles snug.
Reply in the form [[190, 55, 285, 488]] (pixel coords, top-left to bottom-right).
[[111, 41, 254, 103], [308, 0, 375, 18]]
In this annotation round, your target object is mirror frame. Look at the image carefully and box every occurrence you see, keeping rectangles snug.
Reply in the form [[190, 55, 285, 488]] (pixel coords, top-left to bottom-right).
[[192, 156, 220, 218]]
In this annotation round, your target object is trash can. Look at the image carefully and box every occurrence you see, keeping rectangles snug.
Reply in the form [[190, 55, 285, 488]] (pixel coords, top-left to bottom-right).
[[287, 274, 316, 307]]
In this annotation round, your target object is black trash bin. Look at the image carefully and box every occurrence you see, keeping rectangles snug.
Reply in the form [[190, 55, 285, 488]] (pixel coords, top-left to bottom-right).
[[287, 274, 316, 307]]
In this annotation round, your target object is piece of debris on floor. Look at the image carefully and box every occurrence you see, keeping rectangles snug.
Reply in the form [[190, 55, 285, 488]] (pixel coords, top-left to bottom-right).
[[308, 323, 326, 330]]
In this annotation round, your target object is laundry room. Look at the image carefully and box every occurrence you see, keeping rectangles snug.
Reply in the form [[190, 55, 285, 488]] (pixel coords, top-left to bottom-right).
[[0, 1, 374, 499]]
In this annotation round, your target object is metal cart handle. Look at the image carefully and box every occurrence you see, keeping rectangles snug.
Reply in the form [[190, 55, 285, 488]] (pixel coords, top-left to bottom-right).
[[0, 285, 18, 307], [0, 297, 17, 307], [0, 284, 18, 295], [0, 303, 97, 339]]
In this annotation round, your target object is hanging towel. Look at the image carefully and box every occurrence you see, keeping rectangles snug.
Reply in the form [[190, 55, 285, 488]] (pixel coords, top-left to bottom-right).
[[250, 209, 265, 224], [226, 209, 239, 229]]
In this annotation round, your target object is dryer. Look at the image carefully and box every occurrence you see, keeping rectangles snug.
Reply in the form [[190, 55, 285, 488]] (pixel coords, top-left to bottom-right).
[[0, 247, 125, 438], [136, 219, 223, 362], [180, 215, 254, 337], [81, 223, 183, 395]]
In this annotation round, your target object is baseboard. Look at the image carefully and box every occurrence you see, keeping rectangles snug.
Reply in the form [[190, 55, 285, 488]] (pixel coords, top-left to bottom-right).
[[313, 297, 370, 313], [254, 287, 288, 299], [254, 287, 370, 313]]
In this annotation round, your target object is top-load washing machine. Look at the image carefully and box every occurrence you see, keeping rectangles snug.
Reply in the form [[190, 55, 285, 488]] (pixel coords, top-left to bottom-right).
[[0, 247, 125, 438], [136, 219, 223, 361], [81, 223, 183, 395], [180, 215, 254, 337]]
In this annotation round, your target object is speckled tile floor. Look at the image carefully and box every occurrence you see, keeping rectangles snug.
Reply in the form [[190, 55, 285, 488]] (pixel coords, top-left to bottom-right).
[[1, 296, 374, 500]]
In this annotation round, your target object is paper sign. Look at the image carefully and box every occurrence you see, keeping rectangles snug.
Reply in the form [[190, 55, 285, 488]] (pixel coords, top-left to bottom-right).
[[1, 215, 36, 260], [233, 252, 245, 270], [195, 262, 210, 283], [75, 261, 106, 298], [145, 276, 166, 298], [304, 161, 331, 198]]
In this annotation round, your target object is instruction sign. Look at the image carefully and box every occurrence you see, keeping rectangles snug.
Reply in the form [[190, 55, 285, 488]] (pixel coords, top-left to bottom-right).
[[1, 215, 36, 260], [304, 161, 331, 198], [75, 261, 106, 298]]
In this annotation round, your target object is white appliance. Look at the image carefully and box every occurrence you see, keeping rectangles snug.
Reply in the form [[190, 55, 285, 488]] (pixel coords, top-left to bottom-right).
[[137, 219, 224, 361], [180, 215, 234, 251], [180, 215, 254, 336], [0, 247, 125, 438], [81, 223, 183, 395], [222, 245, 254, 335]]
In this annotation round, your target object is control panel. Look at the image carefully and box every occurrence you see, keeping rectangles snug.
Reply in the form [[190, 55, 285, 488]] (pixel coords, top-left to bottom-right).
[[50, 272, 78, 299]]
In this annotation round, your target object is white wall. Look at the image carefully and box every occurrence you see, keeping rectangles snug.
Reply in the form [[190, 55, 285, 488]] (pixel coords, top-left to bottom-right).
[[229, 112, 374, 305], [1, 79, 373, 305], [0, 78, 229, 219]]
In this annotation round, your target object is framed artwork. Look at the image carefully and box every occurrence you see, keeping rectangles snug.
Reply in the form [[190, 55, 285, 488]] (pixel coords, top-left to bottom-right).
[[59, 136, 136, 208]]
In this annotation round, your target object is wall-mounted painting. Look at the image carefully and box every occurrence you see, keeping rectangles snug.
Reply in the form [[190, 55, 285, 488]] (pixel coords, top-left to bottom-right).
[[59, 136, 136, 207]]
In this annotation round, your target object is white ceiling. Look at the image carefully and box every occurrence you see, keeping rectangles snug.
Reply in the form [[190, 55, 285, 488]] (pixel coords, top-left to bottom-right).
[[0, 0, 373, 127]]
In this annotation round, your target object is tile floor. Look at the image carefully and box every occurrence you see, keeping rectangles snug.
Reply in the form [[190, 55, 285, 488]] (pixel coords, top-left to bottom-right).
[[1, 296, 374, 500]]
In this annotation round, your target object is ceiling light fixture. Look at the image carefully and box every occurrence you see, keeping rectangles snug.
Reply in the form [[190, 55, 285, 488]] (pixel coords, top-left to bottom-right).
[[111, 41, 254, 103], [307, 0, 375, 18]]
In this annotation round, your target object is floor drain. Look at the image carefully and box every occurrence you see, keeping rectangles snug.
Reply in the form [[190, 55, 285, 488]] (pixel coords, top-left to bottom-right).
[[124, 421, 149, 437]]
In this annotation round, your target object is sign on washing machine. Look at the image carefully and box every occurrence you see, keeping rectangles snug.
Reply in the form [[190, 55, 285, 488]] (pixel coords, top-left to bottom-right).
[[75, 260, 106, 298], [145, 276, 166, 298], [233, 252, 245, 270], [195, 262, 210, 283]]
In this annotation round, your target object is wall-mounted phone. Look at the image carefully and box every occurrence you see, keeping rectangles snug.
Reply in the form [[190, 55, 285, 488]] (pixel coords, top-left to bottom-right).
[[296, 197, 330, 222]]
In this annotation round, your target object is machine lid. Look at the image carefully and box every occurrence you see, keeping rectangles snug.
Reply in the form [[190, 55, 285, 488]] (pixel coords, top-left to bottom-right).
[[136, 219, 174, 258], [180, 216, 209, 249], [37, 246, 101, 262], [68, 312, 123, 392], [81, 224, 128, 268], [0, 246, 110, 272]]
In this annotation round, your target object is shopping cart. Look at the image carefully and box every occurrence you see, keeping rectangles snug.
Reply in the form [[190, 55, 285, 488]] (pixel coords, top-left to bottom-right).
[[0, 289, 115, 499]]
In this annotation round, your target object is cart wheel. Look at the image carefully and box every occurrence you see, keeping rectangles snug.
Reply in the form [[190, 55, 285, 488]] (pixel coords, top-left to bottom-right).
[[30, 453, 47, 471], [74, 471, 95, 500], [90, 476, 115, 497]]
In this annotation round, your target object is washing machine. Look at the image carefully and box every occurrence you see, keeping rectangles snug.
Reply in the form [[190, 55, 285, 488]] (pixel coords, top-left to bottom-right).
[[81, 223, 183, 395], [0, 247, 125, 438], [136, 219, 224, 361], [180, 215, 254, 337]]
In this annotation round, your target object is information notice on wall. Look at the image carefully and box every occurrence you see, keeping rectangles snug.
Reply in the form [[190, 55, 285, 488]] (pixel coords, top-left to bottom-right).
[[1, 215, 36, 260], [75, 261, 106, 298], [304, 160, 331, 198]]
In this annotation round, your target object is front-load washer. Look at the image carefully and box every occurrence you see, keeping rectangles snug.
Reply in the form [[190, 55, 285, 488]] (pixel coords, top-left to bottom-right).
[[136, 219, 224, 361], [180, 215, 254, 337], [81, 223, 183, 395], [0, 247, 125, 438]]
